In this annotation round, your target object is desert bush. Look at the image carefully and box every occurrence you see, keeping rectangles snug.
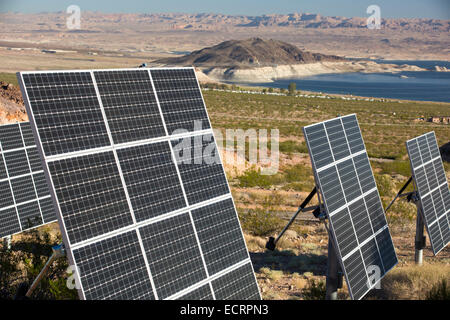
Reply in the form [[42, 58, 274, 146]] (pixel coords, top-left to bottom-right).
[[375, 174, 395, 197], [426, 279, 449, 300], [279, 140, 308, 155], [237, 168, 284, 188], [0, 227, 78, 300], [239, 207, 283, 237], [238, 192, 284, 236], [302, 279, 326, 300], [386, 201, 416, 225], [374, 160, 411, 177]]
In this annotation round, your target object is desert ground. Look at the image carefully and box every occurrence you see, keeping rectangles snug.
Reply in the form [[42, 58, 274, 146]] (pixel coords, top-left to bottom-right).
[[0, 12, 449, 76]]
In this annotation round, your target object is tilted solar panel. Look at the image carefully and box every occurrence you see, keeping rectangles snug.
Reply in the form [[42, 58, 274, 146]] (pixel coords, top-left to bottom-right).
[[0, 122, 56, 238], [406, 132, 450, 255], [303, 114, 398, 300], [18, 68, 260, 300]]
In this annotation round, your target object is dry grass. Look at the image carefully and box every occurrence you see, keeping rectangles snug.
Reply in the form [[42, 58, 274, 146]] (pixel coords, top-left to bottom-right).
[[371, 262, 450, 300]]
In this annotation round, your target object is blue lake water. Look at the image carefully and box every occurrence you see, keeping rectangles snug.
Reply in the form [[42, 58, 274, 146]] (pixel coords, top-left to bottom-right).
[[243, 60, 450, 103]]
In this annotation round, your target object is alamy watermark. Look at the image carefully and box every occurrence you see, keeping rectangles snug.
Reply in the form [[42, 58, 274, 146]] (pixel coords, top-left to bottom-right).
[[367, 265, 382, 290], [66, 265, 82, 290], [66, 5, 81, 30], [171, 121, 280, 176], [367, 5, 381, 29]]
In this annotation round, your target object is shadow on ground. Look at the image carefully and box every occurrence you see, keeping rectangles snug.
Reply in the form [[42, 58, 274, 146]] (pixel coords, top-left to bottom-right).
[[250, 250, 328, 276]]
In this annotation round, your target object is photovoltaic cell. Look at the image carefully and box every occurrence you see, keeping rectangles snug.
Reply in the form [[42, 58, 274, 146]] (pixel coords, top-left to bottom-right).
[[73, 230, 155, 300], [150, 68, 211, 134], [47, 151, 133, 244], [0, 122, 56, 238], [21, 72, 110, 156], [212, 263, 261, 300], [18, 68, 259, 300], [4, 150, 30, 177], [0, 208, 21, 236], [191, 199, 249, 276], [303, 114, 397, 300], [177, 284, 213, 300], [406, 132, 450, 255], [93, 70, 166, 144], [172, 134, 229, 205], [139, 213, 207, 299], [17, 200, 42, 229], [116, 142, 186, 222]]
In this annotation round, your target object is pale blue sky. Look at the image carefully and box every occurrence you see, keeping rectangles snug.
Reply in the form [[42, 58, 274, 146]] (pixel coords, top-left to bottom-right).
[[0, 0, 449, 19]]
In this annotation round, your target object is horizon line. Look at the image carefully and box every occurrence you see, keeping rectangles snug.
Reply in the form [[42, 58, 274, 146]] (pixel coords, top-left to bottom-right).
[[0, 10, 448, 21]]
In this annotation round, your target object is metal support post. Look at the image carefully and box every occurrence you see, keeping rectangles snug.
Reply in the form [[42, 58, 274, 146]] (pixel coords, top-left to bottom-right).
[[414, 208, 425, 265], [25, 243, 65, 298], [325, 237, 340, 300]]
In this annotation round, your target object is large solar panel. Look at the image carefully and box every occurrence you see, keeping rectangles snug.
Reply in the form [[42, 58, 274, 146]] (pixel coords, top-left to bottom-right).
[[303, 114, 398, 300], [0, 122, 56, 238], [406, 132, 450, 255], [18, 68, 260, 300]]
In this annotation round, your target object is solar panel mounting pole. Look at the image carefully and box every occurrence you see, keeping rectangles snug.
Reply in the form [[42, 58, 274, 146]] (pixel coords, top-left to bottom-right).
[[25, 243, 65, 298], [414, 207, 424, 265], [385, 177, 425, 265], [324, 223, 343, 300], [325, 238, 339, 300], [266, 187, 318, 251]]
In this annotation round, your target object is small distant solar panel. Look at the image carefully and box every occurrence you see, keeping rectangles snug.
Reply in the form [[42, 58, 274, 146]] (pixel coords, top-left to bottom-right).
[[0, 122, 56, 238], [303, 114, 398, 300], [406, 132, 450, 255], [19, 68, 260, 300]]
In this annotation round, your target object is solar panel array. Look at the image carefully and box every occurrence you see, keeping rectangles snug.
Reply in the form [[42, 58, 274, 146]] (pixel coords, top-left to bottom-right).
[[406, 132, 450, 255], [18, 68, 260, 300], [0, 122, 56, 238], [303, 114, 398, 300]]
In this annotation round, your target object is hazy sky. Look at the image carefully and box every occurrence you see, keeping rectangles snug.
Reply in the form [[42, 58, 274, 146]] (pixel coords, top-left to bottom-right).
[[1, 0, 449, 19]]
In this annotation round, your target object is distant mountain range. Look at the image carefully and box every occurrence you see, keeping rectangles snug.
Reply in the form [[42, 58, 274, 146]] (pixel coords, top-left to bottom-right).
[[156, 38, 346, 68], [0, 12, 448, 62], [125, 12, 449, 32]]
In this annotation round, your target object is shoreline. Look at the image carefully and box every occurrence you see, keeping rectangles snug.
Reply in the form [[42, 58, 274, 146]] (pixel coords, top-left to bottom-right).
[[198, 61, 441, 83], [201, 83, 450, 106]]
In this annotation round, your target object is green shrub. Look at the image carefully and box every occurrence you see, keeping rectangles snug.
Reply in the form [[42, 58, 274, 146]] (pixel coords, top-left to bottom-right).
[[426, 279, 449, 300], [238, 192, 284, 236], [375, 174, 395, 197], [302, 279, 326, 300], [279, 141, 308, 154], [239, 208, 283, 237], [374, 160, 411, 177], [0, 228, 78, 300], [0, 73, 19, 86], [237, 168, 284, 188]]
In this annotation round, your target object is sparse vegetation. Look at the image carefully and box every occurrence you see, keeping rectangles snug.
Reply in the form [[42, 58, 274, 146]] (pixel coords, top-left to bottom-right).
[[426, 279, 449, 300], [0, 73, 19, 86], [239, 192, 284, 236], [0, 227, 78, 300], [369, 264, 450, 300], [204, 89, 450, 300], [302, 279, 326, 300]]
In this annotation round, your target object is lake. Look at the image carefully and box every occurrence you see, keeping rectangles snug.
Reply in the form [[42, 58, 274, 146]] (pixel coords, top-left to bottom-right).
[[242, 60, 450, 103]]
